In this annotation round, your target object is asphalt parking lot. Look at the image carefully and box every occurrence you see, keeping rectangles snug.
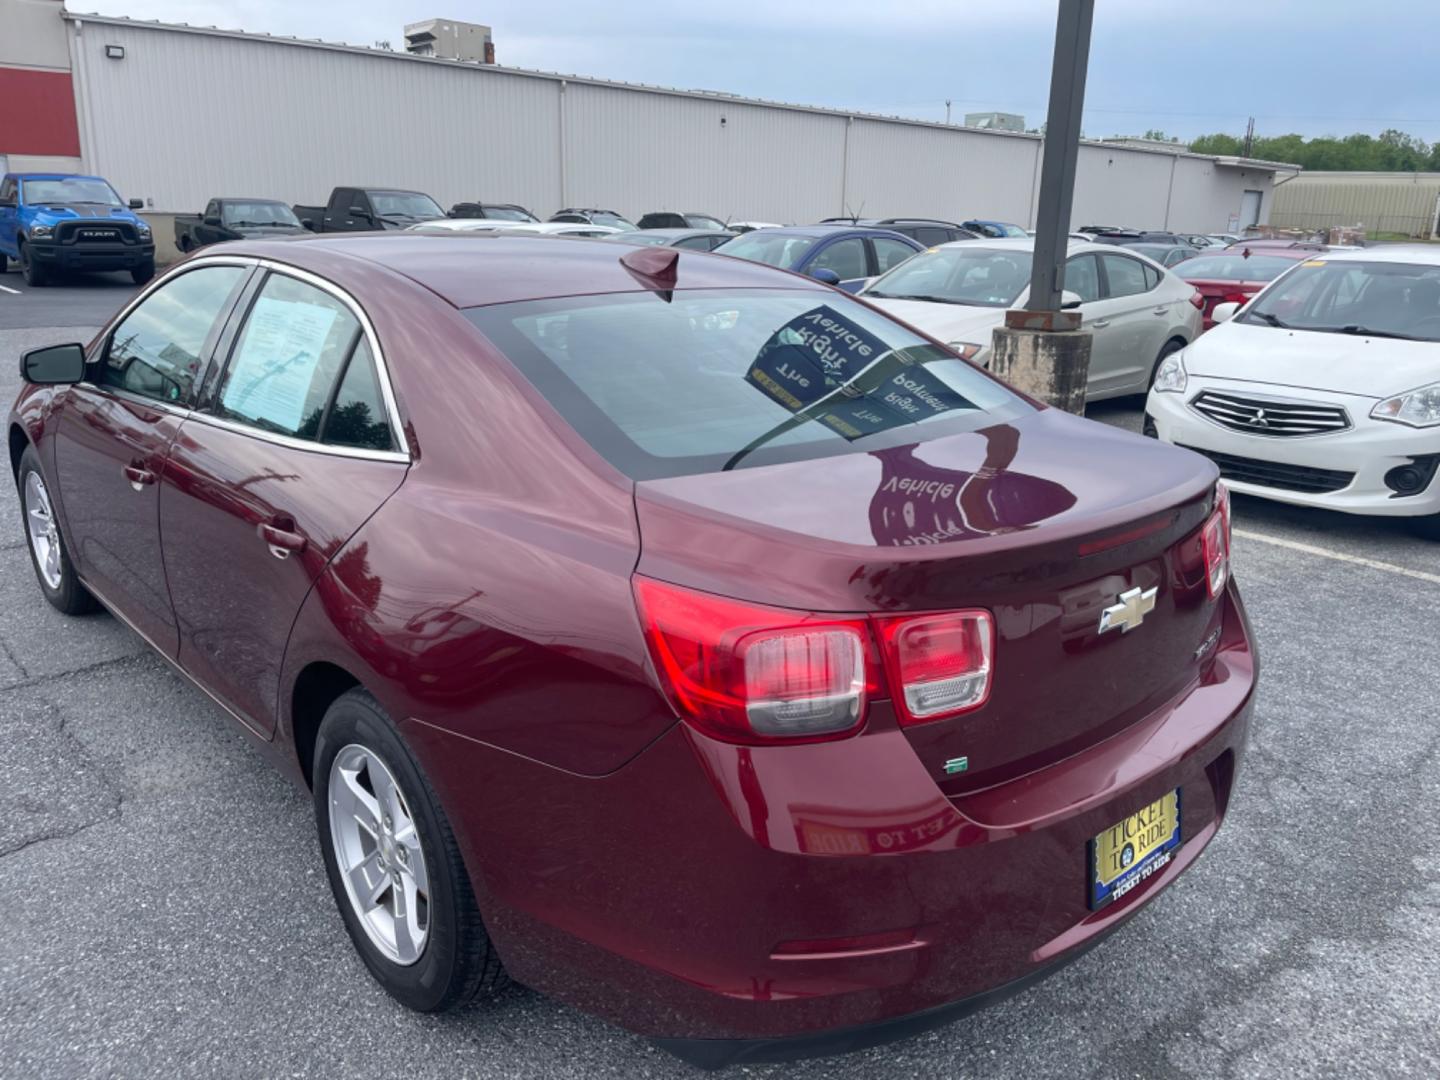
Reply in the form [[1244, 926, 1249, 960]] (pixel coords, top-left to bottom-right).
[[2, 272, 1438, 1079]]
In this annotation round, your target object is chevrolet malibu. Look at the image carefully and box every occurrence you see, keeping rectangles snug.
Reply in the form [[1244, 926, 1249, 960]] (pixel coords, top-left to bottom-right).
[[9, 234, 1256, 1067]]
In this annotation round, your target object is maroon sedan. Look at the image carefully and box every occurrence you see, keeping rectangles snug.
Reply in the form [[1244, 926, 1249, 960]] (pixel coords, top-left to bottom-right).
[[8, 235, 1255, 1067], [1179, 246, 1319, 330]]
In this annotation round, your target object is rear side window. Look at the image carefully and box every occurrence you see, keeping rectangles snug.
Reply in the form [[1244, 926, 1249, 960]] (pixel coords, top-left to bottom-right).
[[465, 289, 1028, 479], [873, 238, 917, 273], [1143, 263, 1163, 287], [217, 273, 361, 439], [102, 266, 247, 405], [1064, 254, 1100, 302], [1101, 254, 1150, 298], [324, 339, 394, 452]]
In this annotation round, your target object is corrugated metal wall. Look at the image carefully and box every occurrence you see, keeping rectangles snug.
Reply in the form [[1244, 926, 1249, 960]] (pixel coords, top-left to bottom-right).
[[1271, 173, 1440, 238], [69, 16, 1275, 232]]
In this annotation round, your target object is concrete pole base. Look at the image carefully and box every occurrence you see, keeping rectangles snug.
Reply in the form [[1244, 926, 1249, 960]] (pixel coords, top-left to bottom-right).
[[988, 325, 1093, 414]]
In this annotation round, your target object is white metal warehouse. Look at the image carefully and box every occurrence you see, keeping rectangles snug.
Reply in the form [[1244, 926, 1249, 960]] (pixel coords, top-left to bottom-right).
[[8, 7, 1295, 239]]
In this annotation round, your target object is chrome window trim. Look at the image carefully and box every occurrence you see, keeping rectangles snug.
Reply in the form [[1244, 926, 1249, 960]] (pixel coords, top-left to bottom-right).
[[88, 254, 413, 463]]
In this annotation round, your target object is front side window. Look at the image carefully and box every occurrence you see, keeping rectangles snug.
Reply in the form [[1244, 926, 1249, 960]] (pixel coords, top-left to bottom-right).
[[217, 274, 362, 439], [810, 238, 868, 279], [369, 191, 444, 220], [676, 235, 716, 251], [1101, 254, 1150, 298], [866, 247, 1032, 308], [1064, 254, 1100, 302], [714, 232, 818, 269], [873, 238, 918, 273], [1240, 259, 1440, 341], [466, 289, 1028, 479], [102, 266, 246, 404], [222, 201, 301, 227]]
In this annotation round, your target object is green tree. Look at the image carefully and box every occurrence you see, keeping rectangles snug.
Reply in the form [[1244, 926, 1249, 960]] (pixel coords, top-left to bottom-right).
[[1187, 129, 1434, 171]]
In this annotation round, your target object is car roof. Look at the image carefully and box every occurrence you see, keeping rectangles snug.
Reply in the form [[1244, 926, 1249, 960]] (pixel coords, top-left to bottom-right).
[[12, 172, 108, 181], [222, 232, 829, 308], [625, 228, 733, 239], [1310, 244, 1440, 265], [753, 224, 918, 241], [930, 236, 1101, 254]]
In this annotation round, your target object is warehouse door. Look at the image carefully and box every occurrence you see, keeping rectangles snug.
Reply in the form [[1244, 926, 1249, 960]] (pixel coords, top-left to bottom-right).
[[1240, 189, 1263, 228]]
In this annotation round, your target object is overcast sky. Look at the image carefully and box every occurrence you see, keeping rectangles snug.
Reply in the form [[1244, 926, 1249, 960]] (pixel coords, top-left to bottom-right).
[[83, 0, 1440, 143]]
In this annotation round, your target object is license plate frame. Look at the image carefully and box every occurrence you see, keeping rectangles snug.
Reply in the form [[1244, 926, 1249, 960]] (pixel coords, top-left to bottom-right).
[[1087, 788, 1181, 911]]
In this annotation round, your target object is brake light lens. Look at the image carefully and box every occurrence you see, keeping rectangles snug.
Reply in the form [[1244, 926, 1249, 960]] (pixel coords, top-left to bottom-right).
[[633, 577, 872, 744], [1222, 290, 1251, 307], [1188, 289, 1205, 311], [875, 611, 994, 725], [1202, 483, 1231, 598]]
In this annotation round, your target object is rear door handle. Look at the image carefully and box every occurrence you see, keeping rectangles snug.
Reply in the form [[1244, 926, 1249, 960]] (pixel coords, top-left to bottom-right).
[[123, 464, 155, 491], [1153, 305, 1170, 315], [1090, 319, 1111, 329], [258, 521, 307, 560]]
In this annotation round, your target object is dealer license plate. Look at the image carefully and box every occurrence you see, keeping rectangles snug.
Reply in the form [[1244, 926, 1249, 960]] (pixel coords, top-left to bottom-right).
[[1088, 789, 1181, 910]]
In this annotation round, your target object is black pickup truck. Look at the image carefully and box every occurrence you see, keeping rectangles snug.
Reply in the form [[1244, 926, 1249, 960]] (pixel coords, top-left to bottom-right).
[[173, 198, 307, 252], [293, 187, 446, 232]]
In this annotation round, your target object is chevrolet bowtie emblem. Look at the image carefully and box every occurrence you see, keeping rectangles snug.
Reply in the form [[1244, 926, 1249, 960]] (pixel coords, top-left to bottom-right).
[[1099, 585, 1158, 635]]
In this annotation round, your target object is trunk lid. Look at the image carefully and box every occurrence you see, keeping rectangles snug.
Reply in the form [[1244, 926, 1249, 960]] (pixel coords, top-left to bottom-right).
[[634, 408, 1223, 791]]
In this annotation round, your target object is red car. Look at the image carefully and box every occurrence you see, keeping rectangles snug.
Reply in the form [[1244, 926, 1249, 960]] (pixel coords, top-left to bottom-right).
[[8, 235, 1256, 1067], [1180, 246, 1321, 330]]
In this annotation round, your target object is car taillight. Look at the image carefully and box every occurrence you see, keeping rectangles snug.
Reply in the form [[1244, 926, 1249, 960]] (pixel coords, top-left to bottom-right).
[[1189, 289, 1205, 311], [1202, 482, 1231, 598], [1222, 290, 1251, 306], [874, 611, 994, 726], [633, 577, 875, 744]]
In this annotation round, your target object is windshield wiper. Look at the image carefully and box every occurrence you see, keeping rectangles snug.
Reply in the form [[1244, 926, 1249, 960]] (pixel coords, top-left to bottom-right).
[[867, 293, 970, 305], [1247, 311, 1290, 329], [1332, 324, 1416, 340]]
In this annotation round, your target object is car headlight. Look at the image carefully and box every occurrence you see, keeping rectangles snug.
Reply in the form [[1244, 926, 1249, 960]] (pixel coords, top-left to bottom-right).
[[29, 224, 53, 239], [948, 341, 985, 363], [136, 221, 152, 237], [1372, 381, 1440, 427], [1152, 352, 1188, 394]]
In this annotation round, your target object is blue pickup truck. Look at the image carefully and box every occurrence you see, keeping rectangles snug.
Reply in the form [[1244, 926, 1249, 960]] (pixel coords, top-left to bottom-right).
[[0, 172, 156, 287]]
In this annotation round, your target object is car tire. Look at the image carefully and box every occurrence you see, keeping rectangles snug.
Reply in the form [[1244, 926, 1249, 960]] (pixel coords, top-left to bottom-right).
[[19, 241, 48, 287], [131, 262, 155, 286], [17, 445, 98, 615], [313, 688, 507, 1012], [1147, 337, 1187, 390]]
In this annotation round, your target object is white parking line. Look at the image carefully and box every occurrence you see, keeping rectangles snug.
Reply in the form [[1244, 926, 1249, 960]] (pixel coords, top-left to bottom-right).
[[1235, 528, 1440, 586], [0, 283, 20, 295]]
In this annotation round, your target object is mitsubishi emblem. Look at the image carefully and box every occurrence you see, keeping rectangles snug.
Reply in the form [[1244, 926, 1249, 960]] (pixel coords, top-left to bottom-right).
[[1248, 408, 1270, 427], [1098, 586, 1158, 635]]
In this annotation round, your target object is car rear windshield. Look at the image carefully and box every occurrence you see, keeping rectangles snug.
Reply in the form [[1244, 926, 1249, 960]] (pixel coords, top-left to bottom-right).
[[1240, 259, 1440, 341], [486, 206, 534, 221], [1179, 254, 1296, 282], [465, 289, 1029, 480], [22, 177, 122, 206], [866, 247, 1032, 307], [589, 213, 636, 231]]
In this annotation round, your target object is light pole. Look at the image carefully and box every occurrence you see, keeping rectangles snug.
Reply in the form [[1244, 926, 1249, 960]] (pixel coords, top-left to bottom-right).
[[990, 0, 1096, 414]]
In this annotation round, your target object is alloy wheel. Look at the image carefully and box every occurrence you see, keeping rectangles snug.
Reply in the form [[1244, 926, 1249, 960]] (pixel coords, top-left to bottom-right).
[[328, 743, 431, 965], [24, 471, 63, 590]]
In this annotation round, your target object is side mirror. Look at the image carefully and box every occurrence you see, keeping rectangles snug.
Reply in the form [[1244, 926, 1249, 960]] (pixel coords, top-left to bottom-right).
[[1061, 290, 1083, 310], [810, 267, 842, 285], [128, 198, 144, 210], [21, 343, 86, 385], [300, 218, 316, 231], [1211, 302, 1240, 324], [203, 215, 222, 227], [348, 206, 371, 220]]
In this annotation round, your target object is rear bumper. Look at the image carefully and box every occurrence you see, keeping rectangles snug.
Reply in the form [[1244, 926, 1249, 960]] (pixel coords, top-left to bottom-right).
[[29, 239, 155, 271], [404, 584, 1256, 1060]]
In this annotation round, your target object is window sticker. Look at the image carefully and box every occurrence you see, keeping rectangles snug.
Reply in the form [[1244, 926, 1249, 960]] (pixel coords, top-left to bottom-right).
[[223, 297, 339, 432]]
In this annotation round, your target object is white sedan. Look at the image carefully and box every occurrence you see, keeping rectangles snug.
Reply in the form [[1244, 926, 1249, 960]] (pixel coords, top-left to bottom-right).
[[1146, 246, 1440, 537], [861, 238, 1202, 400]]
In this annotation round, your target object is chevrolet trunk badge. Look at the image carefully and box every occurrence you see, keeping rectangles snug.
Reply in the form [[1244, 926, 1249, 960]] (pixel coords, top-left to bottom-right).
[[1099, 585, 1158, 635]]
